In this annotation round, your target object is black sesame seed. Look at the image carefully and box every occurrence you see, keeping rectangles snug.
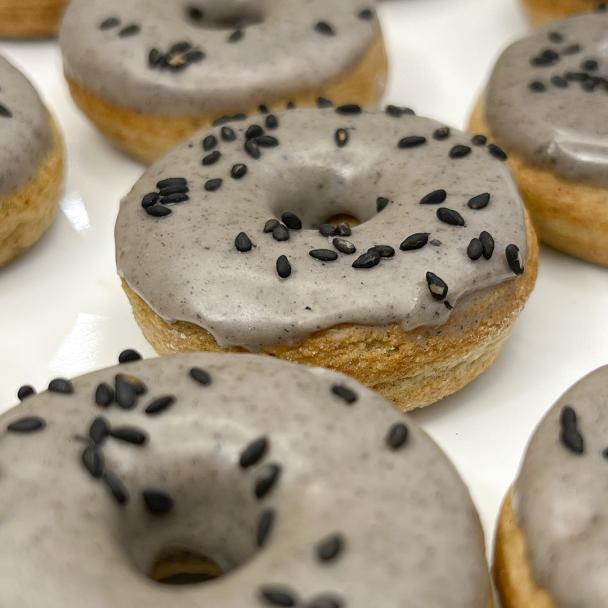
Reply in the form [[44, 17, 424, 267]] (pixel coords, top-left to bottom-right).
[[437, 207, 465, 226], [221, 126, 237, 142], [99, 16, 120, 30], [548, 31, 564, 43], [202, 150, 221, 166], [385, 104, 414, 117], [449, 144, 472, 158], [202, 135, 217, 151], [551, 75, 569, 88], [582, 58, 599, 71], [189, 367, 212, 385], [316, 97, 334, 108], [110, 426, 148, 446], [333, 222, 351, 237], [331, 384, 358, 404], [245, 140, 261, 159], [369, 245, 395, 258], [159, 193, 189, 205], [468, 193, 491, 210], [257, 508, 275, 547], [333, 238, 356, 255], [170, 42, 192, 54], [376, 196, 390, 212], [145, 395, 176, 416], [89, 416, 110, 445], [264, 219, 280, 233], [467, 238, 483, 261], [316, 534, 344, 562], [400, 232, 429, 251], [103, 471, 129, 505], [358, 8, 375, 20], [235, 232, 253, 252], [231, 163, 248, 179], [228, 29, 244, 43], [352, 250, 380, 269], [17, 385, 35, 401], [255, 463, 282, 500], [335, 128, 349, 148], [319, 224, 334, 237], [149, 50, 163, 68], [213, 114, 247, 127], [471, 134, 487, 146], [265, 114, 279, 130], [276, 255, 292, 279], [141, 192, 160, 209], [95, 382, 114, 407], [505, 244, 524, 275], [158, 183, 189, 197], [48, 378, 74, 394], [488, 144, 508, 161], [281, 212, 302, 230], [398, 135, 427, 148], [561, 425, 584, 454], [204, 178, 223, 192], [529, 80, 546, 92], [603, 447, 608, 460], [255, 135, 279, 148], [146, 204, 172, 218], [420, 189, 447, 205], [7, 416, 45, 433], [240, 436, 269, 468], [115, 375, 137, 410], [286, 101, 296, 109], [307, 596, 343, 608], [433, 127, 450, 140], [118, 24, 140, 37], [246, 125, 264, 140], [480, 231, 495, 259], [143, 490, 174, 515], [310, 249, 339, 262], [336, 104, 362, 115], [386, 422, 409, 449], [258, 104, 269, 114], [118, 349, 142, 364], [157, 177, 186, 189], [560, 405, 577, 428], [82, 445, 104, 479], [565, 71, 589, 81], [315, 21, 335, 36], [272, 224, 290, 242], [426, 272, 448, 300], [259, 586, 297, 607]]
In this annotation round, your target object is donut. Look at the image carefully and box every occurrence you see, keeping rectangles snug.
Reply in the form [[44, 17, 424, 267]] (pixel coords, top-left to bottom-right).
[[0, 55, 64, 268], [59, 1, 388, 164], [1, 352, 493, 607], [470, 11, 608, 267], [0, 0, 67, 38], [520, 0, 606, 26], [495, 365, 608, 607], [115, 107, 538, 411]]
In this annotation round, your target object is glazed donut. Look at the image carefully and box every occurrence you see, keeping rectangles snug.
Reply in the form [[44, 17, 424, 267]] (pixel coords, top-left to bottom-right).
[[0, 55, 64, 268], [115, 107, 538, 411], [521, 0, 606, 26], [0, 0, 67, 38], [470, 11, 608, 267], [59, 0, 388, 164], [495, 365, 608, 608], [1, 352, 492, 607]]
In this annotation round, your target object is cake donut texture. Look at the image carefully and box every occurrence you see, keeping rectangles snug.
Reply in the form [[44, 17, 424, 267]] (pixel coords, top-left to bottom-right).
[[521, 0, 605, 26], [0, 55, 64, 267], [0, 0, 67, 38], [116, 107, 538, 411], [59, 0, 388, 163], [469, 11, 608, 266], [0, 353, 492, 607], [495, 365, 608, 607]]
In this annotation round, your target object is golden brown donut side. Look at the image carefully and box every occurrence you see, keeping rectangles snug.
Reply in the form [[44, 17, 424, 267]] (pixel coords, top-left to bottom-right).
[[0, 0, 67, 38], [494, 490, 557, 608], [121, 215, 538, 412], [469, 96, 608, 267], [66, 33, 388, 164], [0, 117, 64, 267], [521, 0, 600, 26]]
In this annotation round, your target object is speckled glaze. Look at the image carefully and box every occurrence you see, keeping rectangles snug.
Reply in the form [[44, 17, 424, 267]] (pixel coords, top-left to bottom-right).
[[485, 11, 608, 186], [116, 108, 528, 349], [0, 353, 490, 607], [0, 55, 53, 198], [59, 0, 381, 117], [515, 365, 608, 607]]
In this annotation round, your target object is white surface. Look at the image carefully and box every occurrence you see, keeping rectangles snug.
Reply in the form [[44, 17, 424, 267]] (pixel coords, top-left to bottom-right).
[[0, 0, 607, 562]]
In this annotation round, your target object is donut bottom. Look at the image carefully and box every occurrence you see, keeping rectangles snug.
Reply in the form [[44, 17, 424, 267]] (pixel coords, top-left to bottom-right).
[[0, 0, 67, 38], [494, 490, 557, 607], [0, 118, 64, 267], [64, 33, 388, 164], [469, 96, 608, 267], [120, 216, 538, 412], [520, 0, 599, 25]]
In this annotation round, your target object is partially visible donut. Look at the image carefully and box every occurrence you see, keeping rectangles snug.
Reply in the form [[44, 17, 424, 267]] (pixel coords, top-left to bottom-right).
[[1, 352, 492, 607], [0, 55, 64, 267], [59, 0, 388, 163], [521, 0, 606, 26], [0, 0, 67, 38], [116, 106, 538, 411], [495, 365, 608, 607]]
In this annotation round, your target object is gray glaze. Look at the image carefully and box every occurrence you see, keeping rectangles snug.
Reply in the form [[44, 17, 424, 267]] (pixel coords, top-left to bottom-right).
[[59, 0, 380, 117], [116, 108, 528, 349], [0, 353, 490, 607], [0, 55, 52, 199], [515, 365, 608, 607], [485, 11, 608, 186]]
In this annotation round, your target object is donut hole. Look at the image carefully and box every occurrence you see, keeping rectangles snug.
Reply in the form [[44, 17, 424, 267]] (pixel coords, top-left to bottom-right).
[[186, 1, 266, 30], [151, 548, 225, 585]]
